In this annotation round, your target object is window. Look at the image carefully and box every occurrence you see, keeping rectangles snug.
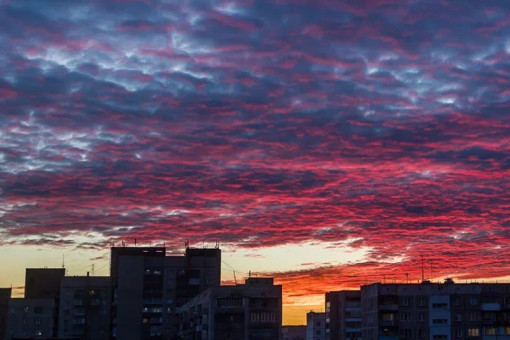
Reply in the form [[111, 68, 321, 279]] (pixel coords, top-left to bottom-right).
[[316, 321, 321, 326], [401, 297, 410, 306], [433, 335, 447, 340], [485, 327, 496, 336], [316, 330, 321, 335], [418, 312, 426, 322], [432, 303, 448, 309], [455, 329, 463, 337], [216, 298, 242, 308], [468, 311, 480, 322], [417, 296, 427, 306], [400, 313, 412, 322], [381, 313, 394, 321], [250, 312, 276, 323], [418, 329, 426, 338], [433, 319, 448, 325], [455, 314, 462, 322], [469, 297, 479, 306], [188, 278, 200, 285], [34, 307, 43, 314], [484, 312, 496, 321], [401, 329, 412, 338], [34, 317, 41, 325], [468, 328, 479, 337], [23, 306, 30, 312]]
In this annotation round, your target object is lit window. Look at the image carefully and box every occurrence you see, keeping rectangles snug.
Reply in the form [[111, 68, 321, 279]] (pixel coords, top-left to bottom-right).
[[468, 328, 479, 337], [485, 327, 496, 336]]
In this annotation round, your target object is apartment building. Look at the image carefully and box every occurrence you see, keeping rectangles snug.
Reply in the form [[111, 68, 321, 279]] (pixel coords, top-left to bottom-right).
[[325, 290, 361, 340], [0, 288, 11, 340], [307, 311, 325, 340], [178, 277, 282, 340], [58, 274, 111, 340], [112, 246, 221, 340], [361, 280, 510, 340]]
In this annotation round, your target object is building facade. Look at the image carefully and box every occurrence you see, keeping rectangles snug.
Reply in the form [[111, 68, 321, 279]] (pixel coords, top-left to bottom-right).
[[178, 277, 282, 340], [307, 312, 325, 340], [6, 298, 56, 339], [0, 288, 11, 340], [113, 246, 221, 340], [361, 280, 510, 340], [325, 290, 361, 340], [58, 275, 111, 340], [282, 325, 306, 340]]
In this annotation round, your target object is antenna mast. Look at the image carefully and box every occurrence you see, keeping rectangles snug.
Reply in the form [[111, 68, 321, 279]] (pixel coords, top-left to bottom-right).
[[421, 255, 424, 281]]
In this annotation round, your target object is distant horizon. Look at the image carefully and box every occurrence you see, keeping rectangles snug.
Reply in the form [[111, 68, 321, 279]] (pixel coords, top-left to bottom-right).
[[4, 244, 510, 325]]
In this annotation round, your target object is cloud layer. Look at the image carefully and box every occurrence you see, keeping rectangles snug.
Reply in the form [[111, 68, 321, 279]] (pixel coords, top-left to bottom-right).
[[1, 0, 510, 305]]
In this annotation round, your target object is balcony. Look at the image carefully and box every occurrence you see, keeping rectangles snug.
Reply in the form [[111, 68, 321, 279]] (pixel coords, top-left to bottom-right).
[[345, 317, 361, 322], [379, 336, 399, 340], [345, 328, 361, 333], [481, 303, 500, 311], [380, 320, 396, 327]]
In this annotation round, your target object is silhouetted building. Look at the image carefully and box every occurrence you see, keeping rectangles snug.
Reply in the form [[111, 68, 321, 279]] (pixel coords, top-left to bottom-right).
[[282, 325, 306, 340], [306, 312, 325, 340], [361, 280, 510, 340], [178, 277, 282, 340], [58, 274, 111, 340], [6, 298, 56, 339], [0, 288, 11, 340], [110, 247, 166, 280], [325, 291, 361, 340], [110, 246, 166, 339], [25, 269, 65, 300], [6, 268, 66, 339], [112, 246, 221, 339]]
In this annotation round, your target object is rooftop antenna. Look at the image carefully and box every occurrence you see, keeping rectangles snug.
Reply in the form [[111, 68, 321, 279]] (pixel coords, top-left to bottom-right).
[[405, 273, 409, 284], [249, 270, 252, 278], [134, 238, 137, 246], [62, 254, 65, 269], [421, 255, 424, 281], [91, 264, 95, 276], [233, 271, 237, 285]]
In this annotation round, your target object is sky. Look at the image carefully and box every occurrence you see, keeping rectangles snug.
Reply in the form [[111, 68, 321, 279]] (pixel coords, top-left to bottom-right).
[[1, 0, 510, 325]]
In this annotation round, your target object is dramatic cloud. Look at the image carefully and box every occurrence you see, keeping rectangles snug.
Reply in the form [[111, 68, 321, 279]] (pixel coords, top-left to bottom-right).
[[1, 0, 510, 318]]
